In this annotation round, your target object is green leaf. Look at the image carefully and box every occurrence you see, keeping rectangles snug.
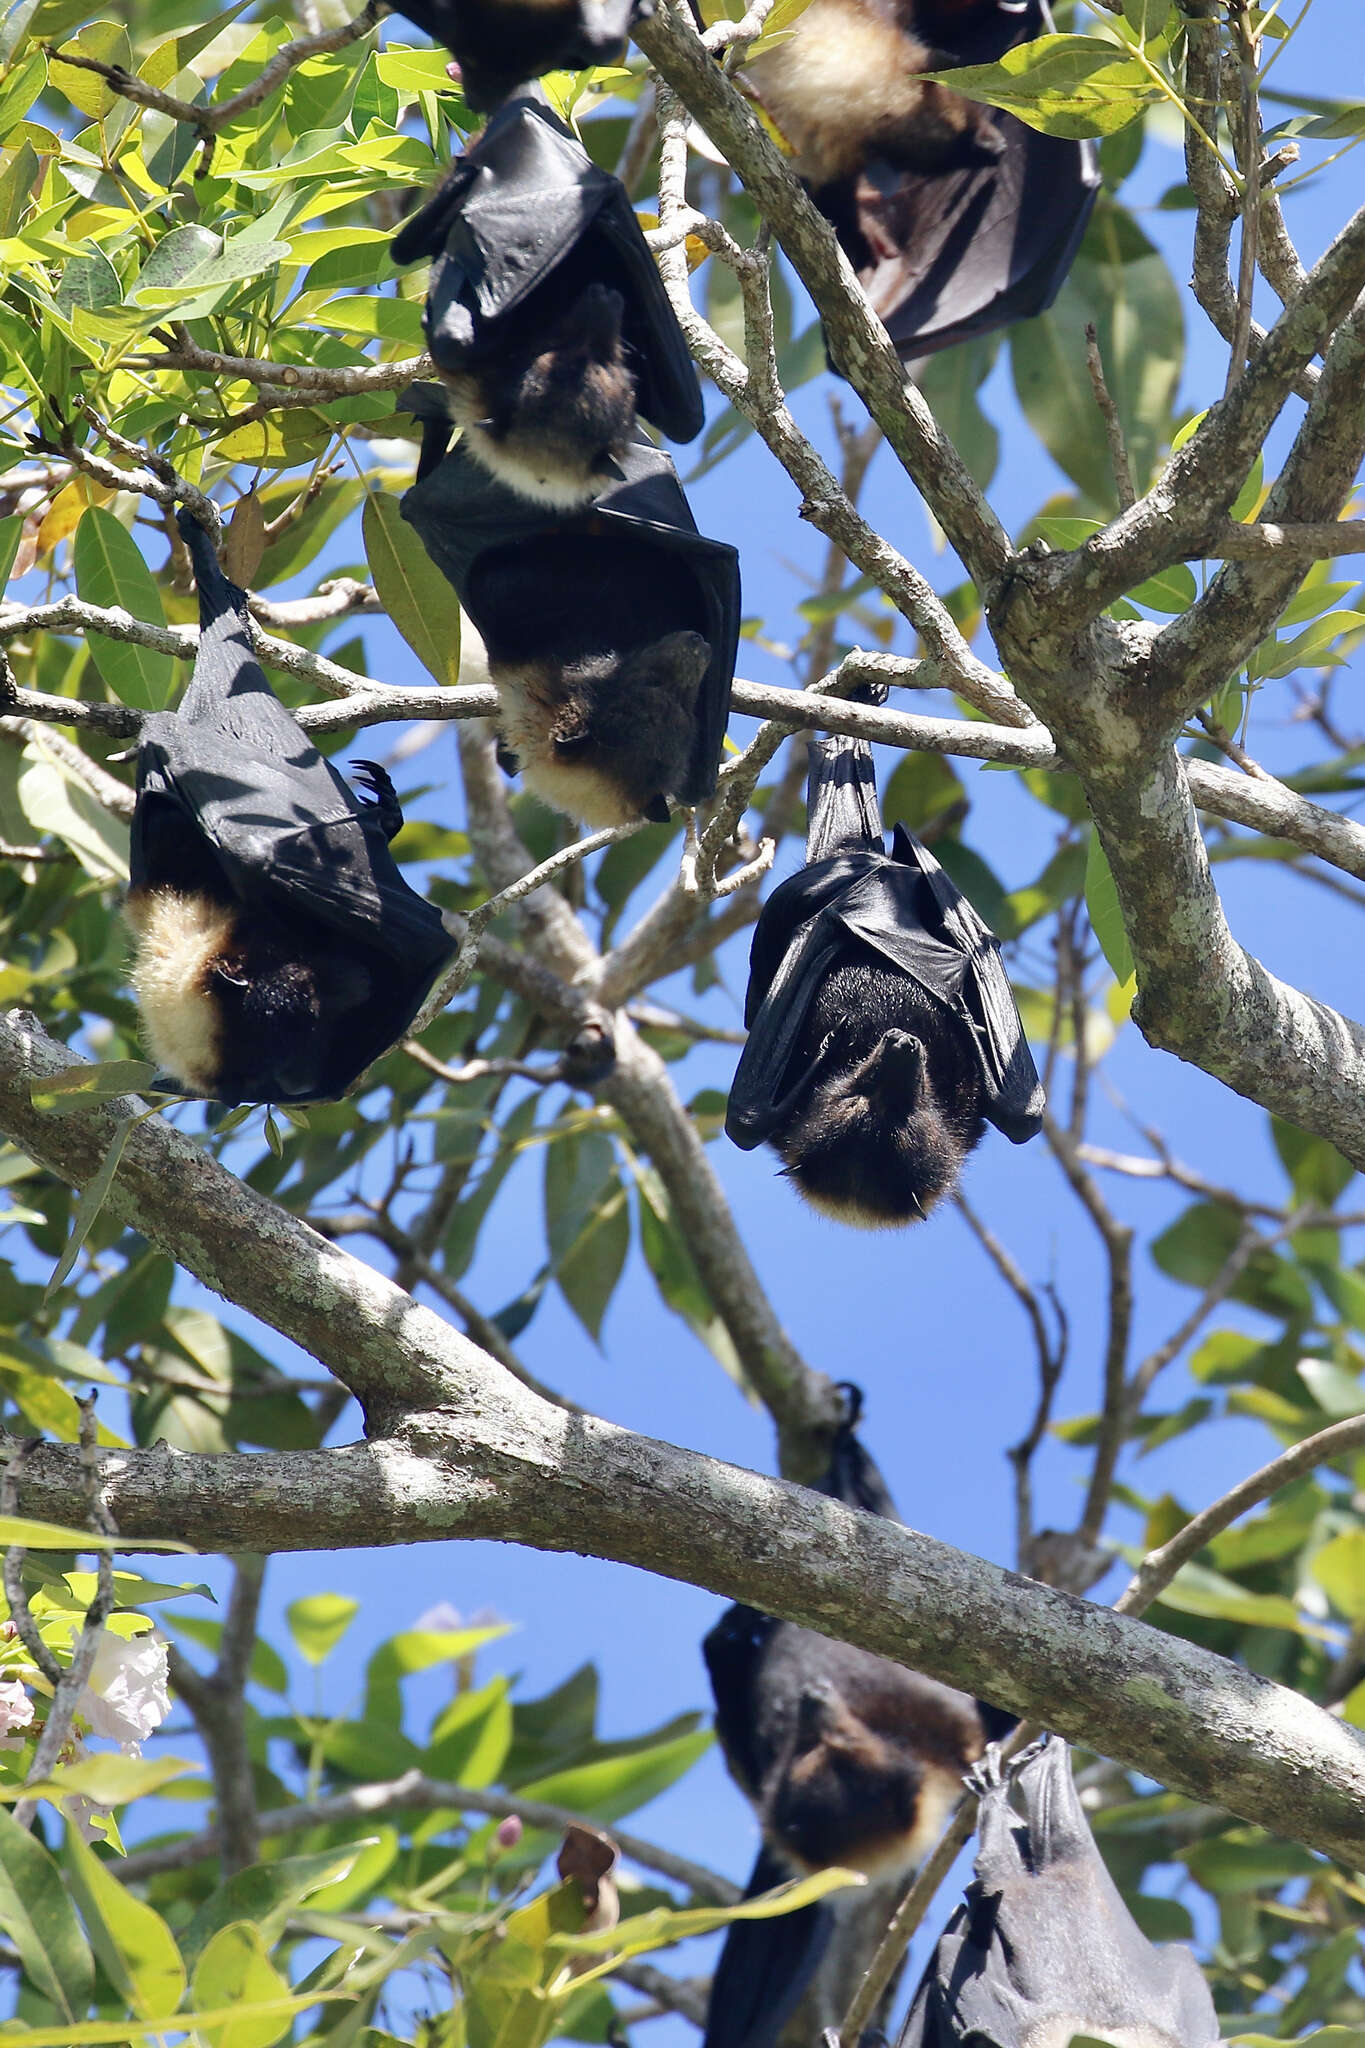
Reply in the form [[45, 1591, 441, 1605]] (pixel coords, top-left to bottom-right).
[[44, 1113, 132, 1301], [362, 489, 461, 687], [0, 1806, 94, 2021], [365, 1622, 508, 1720], [30, 1061, 158, 1111], [1121, 0, 1171, 38], [50, 19, 130, 118], [1272, 1115, 1356, 1207], [1147, 1559, 1316, 1635], [0, 48, 45, 138], [545, 1125, 629, 1341], [1083, 833, 1134, 982], [0, 1512, 186, 1551], [173, 1614, 288, 1694], [72, 509, 175, 712], [1012, 201, 1182, 504], [23, 1754, 198, 1808], [928, 35, 1161, 139], [191, 1925, 293, 2048], [64, 1831, 185, 2022], [515, 1728, 711, 1824], [18, 740, 130, 882], [181, 1849, 363, 1972], [1312, 1529, 1365, 1621], [427, 1675, 513, 1788], [285, 1591, 358, 1665], [557, 1866, 864, 1966]]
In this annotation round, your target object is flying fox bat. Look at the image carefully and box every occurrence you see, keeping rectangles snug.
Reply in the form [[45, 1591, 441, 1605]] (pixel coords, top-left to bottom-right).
[[702, 1388, 1014, 2048], [391, 91, 702, 507], [725, 736, 1043, 1227], [122, 510, 456, 1106], [744, 0, 1100, 361], [897, 1737, 1221, 2048], [400, 384, 739, 824], [383, 0, 640, 114]]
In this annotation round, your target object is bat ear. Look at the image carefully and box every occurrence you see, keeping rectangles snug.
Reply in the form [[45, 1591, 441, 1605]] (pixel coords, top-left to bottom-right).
[[643, 793, 672, 825]]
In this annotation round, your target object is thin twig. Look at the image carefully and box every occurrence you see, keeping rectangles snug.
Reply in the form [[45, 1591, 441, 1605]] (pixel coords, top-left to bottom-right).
[[166, 1555, 265, 1871], [1224, 3, 1263, 397], [1116, 1413, 1365, 1619], [1083, 323, 1136, 511], [118, 1766, 741, 1901]]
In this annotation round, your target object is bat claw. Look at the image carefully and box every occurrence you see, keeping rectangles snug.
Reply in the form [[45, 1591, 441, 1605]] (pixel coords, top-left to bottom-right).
[[350, 758, 404, 841]]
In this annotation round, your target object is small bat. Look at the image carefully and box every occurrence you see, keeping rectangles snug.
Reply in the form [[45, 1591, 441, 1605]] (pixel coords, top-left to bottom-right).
[[725, 736, 1043, 1227], [123, 510, 456, 1106], [702, 1389, 1014, 2048], [383, 0, 640, 114], [744, 0, 1100, 360], [400, 384, 739, 824], [897, 1737, 1221, 2048], [391, 92, 702, 507]]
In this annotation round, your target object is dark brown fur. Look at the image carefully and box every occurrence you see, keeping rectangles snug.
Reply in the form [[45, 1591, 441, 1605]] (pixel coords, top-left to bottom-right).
[[777, 951, 986, 1224]]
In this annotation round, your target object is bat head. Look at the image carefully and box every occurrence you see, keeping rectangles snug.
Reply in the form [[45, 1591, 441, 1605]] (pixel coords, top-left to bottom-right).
[[495, 628, 712, 825], [125, 886, 372, 1106], [440, 283, 636, 510], [768, 1677, 966, 1877], [776, 955, 986, 1227]]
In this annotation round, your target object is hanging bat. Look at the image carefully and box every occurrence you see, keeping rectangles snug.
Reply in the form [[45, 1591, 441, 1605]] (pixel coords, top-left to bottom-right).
[[391, 92, 703, 507], [123, 510, 456, 1106], [702, 1388, 1014, 2048], [725, 736, 1043, 1227], [744, 0, 1100, 361], [382, 0, 640, 114], [400, 384, 739, 824], [897, 1737, 1221, 2048]]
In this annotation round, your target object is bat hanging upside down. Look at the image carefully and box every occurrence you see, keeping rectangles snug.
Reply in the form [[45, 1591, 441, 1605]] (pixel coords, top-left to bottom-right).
[[742, 0, 1100, 362], [744, 0, 1005, 188], [725, 736, 1044, 1228], [702, 1388, 1015, 2048], [123, 511, 455, 1106], [896, 1737, 1221, 2048]]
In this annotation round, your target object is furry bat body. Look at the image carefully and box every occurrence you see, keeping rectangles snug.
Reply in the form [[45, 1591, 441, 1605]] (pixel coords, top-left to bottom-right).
[[124, 512, 455, 1105], [401, 388, 739, 823], [897, 1738, 1221, 2048], [392, 92, 701, 507], [725, 737, 1043, 1226], [745, 0, 1100, 360], [383, 0, 639, 113], [703, 1390, 1014, 2048]]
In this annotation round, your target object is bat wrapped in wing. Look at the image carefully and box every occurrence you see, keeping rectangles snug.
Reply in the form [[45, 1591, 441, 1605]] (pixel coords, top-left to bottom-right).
[[391, 90, 702, 507], [897, 1736, 1220, 2047], [726, 735, 1043, 1226], [744, 0, 1100, 361], [383, 0, 641, 114], [400, 382, 739, 825], [123, 510, 456, 1106], [703, 1386, 1014, 2048]]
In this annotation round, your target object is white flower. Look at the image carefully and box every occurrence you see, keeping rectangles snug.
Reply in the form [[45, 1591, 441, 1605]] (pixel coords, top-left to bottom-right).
[[412, 1600, 464, 1634], [79, 1629, 170, 1755], [0, 1679, 33, 1737]]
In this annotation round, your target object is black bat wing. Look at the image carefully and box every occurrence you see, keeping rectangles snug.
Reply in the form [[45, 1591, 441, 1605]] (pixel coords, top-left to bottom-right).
[[900, 1741, 1219, 2048], [703, 1846, 835, 2048], [392, 95, 702, 443], [703, 1601, 781, 1803], [881, 826, 1044, 1141], [848, 122, 1097, 362]]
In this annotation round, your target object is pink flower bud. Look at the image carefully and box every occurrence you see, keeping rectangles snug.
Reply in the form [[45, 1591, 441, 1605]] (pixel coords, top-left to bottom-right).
[[495, 1814, 523, 1851]]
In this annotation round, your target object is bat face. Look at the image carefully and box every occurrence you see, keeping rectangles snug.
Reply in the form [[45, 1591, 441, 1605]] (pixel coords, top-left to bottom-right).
[[438, 282, 636, 509], [746, 0, 1004, 187], [774, 951, 987, 1226], [496, 630, 711, 825], [124, 886, 372, 1106], [471, 527, 715, 823]]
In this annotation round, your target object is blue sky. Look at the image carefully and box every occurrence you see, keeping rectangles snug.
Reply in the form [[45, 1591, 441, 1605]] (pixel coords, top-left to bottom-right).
[[19, 1, 1365, 2033]]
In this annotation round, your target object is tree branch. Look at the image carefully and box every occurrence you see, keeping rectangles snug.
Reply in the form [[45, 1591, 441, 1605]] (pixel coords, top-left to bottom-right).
[[3, 1014, 1365, 1864]]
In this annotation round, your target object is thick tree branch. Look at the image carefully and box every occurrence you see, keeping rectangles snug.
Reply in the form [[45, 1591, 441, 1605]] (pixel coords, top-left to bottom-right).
[[2, 1014, 1365, 1864]]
